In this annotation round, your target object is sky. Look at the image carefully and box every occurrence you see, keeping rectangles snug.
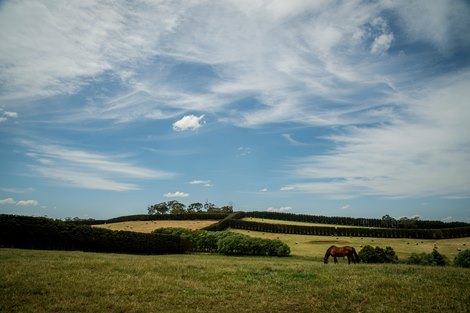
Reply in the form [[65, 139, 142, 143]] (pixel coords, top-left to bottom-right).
[[1, 0, 470, 221]]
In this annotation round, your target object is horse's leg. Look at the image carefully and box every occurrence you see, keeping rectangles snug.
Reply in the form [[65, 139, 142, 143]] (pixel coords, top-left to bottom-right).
[[333, 256, 338, 263], [347, 255, 351, 264]]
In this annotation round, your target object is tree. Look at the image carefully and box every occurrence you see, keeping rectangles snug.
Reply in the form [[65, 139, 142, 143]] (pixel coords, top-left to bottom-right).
[[381, 214, 397, 228], [148, 202, 170, 215], [204, 201, 216, 212], [188, 202, 203, 213], [220, 205, 233, 213], [398, 216, 419, 228], [168, 200, 186, 214]]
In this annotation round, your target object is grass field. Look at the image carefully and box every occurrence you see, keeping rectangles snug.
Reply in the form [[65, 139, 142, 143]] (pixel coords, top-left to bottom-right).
[[1, 248, 469, 313], [241, 217, 387, 228], [93, 220, 219, 233], [93, 218, 470, 260], [232, 229, 470, 260]]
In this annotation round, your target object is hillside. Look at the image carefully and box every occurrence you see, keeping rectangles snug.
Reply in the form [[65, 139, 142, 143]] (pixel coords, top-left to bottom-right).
[[93, 220, 219, 233]]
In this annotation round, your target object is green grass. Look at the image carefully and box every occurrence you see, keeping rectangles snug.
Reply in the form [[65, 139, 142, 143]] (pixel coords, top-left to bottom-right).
[[231, 229, 470, 260], [1, 248, 470, 313]]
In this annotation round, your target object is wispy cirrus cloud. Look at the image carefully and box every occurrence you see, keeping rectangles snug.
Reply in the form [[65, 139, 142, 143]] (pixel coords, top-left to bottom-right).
[[23, 141, 175, 191], [3, 1, 468, 128], [189, 180, 212, 187], [282, 73, 470, 199]]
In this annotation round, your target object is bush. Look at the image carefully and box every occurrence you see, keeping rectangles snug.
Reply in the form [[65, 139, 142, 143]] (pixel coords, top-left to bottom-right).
[[358, 245, 398, 263], [406, 249, 449, 266], [153, 228, 290, 256], [454, 249, 470, 268], [217, 234, 290, 256]]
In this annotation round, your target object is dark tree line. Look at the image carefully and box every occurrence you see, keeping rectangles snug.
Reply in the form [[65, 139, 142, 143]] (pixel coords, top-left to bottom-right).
[[226, 219, 470, 239], [245, 211, 469, 229], [0, 214, 189, 255], [148, 201, 233, 215]]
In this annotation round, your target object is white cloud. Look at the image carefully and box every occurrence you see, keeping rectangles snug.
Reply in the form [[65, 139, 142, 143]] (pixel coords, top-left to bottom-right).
[[340, 204, 351, 210], [2, 1, 468, 130], [285, 72, 470, 199], [259, 188, 268, 192], [1, 187, 34, 194], [173, 115, 205, 132], [370, 33, 394, 55], [267, 206, 292, 213], [163, 191, 189, 198], [280, 186, 295, 192], [0, 109, 18, 123], [0, 1, 178, 100], [237, 147, 252, 156], [23, 142, 175, 191], [0, 198, 16, 205], [16, 200, 38, 206], [189, 180, 212, 187]]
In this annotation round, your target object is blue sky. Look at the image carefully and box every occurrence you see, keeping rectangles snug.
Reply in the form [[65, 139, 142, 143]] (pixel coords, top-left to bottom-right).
[[1, 0, 470, 221]]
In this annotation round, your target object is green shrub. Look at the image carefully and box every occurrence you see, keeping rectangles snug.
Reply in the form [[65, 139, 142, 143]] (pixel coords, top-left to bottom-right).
[[358, 245, 398, 263], [217, 234, 290, 256], [153, 228, 290, 256], [406, 249, 449, 266], [454, 249, 470, 268]]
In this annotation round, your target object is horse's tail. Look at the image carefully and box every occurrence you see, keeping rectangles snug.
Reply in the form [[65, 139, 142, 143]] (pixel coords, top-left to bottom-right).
[[352, 248, 360, 263]]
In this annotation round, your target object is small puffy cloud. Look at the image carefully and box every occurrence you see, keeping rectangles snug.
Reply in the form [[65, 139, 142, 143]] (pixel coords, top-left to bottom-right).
[[163, 191, 189, 198], [172, 114, 205, 131], [4, 111, 18, 118], [266, 206, 292, 212], [0, 198, 16, 205], [340, 204, 350, 210], [16, 200, 39, 206], [370, 33, 394, 55], [0, 109, 18, 123], [280, 186, 295, 191], [259, 188, 268, 192]]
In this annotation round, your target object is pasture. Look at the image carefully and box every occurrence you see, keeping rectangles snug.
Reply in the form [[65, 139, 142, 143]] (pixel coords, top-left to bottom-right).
[[93, 219, 218, 233], [233, 229, 469, 260], [1, 248, 469, 313], [95, 217, 470, 260]]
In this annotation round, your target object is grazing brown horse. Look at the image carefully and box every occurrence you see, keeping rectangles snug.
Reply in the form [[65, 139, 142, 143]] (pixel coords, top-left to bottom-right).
[[324, 245, 360, 264]]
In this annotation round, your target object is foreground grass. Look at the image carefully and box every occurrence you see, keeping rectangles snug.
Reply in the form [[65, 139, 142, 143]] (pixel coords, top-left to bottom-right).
[[1, 249, 469, 313]]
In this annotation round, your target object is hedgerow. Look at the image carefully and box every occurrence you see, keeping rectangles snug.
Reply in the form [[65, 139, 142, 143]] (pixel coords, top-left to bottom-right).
[[0, 215, 189, 255]]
